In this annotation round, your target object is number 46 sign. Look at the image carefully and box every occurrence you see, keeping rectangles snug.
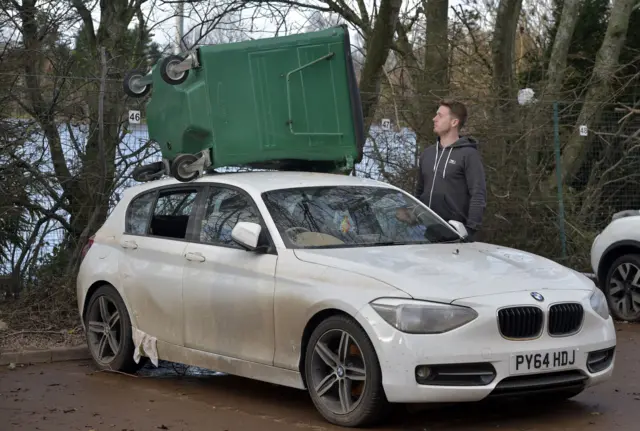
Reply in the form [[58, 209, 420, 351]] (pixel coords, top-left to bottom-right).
[[128, 110, 141, 124]]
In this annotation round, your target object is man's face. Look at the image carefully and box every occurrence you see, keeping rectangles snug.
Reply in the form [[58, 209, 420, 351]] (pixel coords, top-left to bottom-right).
[[433, 105, 459, 136], [395, 207, 412, 223]]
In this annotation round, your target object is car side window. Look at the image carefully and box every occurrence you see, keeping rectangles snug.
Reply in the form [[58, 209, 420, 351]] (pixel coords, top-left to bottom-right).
[[200, 187, 261, 248], [125, 191, 155, 235], [147, 188, 199, 240]]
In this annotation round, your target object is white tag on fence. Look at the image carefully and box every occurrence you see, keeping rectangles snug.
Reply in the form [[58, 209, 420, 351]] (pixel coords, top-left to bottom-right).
[[129, 110, 141, 124], [579, 125, 588, 136]]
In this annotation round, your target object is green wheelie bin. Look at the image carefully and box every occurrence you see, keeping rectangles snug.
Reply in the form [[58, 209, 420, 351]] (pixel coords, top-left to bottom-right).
[[124, 25, 365, 183]]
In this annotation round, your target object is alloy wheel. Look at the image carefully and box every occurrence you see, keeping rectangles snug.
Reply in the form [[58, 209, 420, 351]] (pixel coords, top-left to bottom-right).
[[86, 295, 122, 364], [608, 261, 640, 320], [309, 329, 367, 415]]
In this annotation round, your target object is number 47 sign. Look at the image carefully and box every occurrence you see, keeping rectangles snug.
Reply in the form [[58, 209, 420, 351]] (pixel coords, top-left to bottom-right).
[[128, 110, 141, 124]]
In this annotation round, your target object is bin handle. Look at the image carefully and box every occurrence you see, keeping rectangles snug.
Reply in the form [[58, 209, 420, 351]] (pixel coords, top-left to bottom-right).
[[285, 52, 344, 136]]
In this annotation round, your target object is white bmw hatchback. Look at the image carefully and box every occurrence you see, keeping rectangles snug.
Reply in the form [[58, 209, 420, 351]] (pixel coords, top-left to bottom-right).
[[77, 171, 616, 427]]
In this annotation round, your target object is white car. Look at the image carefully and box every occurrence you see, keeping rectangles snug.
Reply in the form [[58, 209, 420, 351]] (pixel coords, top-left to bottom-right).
[[77, 171, 616, 427], [591, 209, 640, 322]]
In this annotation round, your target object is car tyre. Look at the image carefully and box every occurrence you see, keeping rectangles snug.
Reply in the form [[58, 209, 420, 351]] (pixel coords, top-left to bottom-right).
[[304, 314, 390, 427], [603, 253, 640, 322], [84, 284, 146, 373]]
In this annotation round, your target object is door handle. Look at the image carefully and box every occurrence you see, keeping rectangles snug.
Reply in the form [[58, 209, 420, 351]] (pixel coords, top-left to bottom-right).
[[185, 252, 205, 262], [121, 240, 138, 249]]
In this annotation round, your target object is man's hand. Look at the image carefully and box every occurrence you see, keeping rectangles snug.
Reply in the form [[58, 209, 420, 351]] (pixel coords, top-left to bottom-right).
[[465, 226, 476, 241]]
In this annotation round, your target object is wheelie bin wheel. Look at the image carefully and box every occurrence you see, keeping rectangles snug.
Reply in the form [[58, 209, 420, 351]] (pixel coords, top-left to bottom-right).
[[171, 154, 200, 182], [160, 55, 189, 85], [132, 161, 166, 182], [123, 70, 151, 98]]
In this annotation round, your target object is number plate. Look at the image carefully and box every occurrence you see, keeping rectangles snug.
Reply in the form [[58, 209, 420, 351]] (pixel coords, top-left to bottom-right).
[[510, 348, 578, 375]]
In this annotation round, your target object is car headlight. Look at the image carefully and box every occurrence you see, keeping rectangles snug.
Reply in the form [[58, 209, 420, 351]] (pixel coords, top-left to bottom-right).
[[370, 298, 478, 334], [590, 287, 610, 320]]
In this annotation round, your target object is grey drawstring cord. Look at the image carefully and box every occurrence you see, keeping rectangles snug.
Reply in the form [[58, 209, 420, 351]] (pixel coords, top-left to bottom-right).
[[429, 142, 446, 207], [443, 147, 453, 178]]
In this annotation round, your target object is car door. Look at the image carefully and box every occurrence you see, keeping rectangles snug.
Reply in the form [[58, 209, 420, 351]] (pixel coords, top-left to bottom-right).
[[119, 184, 205, 347], [182, 184, 278, 365]]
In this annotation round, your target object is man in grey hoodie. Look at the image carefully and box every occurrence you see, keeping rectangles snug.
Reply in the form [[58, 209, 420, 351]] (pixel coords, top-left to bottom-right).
[[415, 100, 486, 240]]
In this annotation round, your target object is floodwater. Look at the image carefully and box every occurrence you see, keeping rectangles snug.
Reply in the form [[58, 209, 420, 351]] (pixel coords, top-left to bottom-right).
[[1, 324, 639, 430]]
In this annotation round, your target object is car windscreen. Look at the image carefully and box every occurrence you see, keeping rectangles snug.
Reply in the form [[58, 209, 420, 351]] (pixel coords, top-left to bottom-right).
[[261, 185, 461, 249]]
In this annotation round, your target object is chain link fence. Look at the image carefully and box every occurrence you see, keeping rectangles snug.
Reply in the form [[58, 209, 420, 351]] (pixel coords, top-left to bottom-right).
[[2, 73, 639, 293]]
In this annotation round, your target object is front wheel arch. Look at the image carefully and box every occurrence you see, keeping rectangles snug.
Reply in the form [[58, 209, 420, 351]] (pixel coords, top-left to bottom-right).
[[596, 240, 640, 285], [299, 308, 351, 388], [302, 312, 391, 427]]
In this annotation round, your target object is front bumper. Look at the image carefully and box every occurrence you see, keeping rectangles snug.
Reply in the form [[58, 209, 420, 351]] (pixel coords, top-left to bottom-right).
[[355, 290, 617, 403]]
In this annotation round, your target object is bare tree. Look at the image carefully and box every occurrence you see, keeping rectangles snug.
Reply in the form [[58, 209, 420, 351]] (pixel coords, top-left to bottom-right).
[[520, 0, 583, 188], [549, 0, 637, 190], [394, 0, 451, 149], [491, 0, 523, 107], [0, 0, 244, 285], [543, 0, 583, 98]]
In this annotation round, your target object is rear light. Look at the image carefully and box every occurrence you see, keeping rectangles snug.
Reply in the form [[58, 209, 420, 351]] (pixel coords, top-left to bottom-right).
[[81, 235, 95, 260]]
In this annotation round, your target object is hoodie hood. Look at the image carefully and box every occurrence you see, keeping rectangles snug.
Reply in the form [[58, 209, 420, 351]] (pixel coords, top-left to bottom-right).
[[448, 135, 479, 148], [433, 136, 479, 179]]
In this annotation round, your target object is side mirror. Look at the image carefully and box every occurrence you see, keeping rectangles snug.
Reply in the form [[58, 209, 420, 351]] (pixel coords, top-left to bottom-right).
[[448, 220, 468, 238], [231, 222, 262, 251]]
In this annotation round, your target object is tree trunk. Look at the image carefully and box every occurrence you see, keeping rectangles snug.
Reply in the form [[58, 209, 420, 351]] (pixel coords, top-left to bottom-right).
[[524, 0, 583, 189], [63, 2, 148, 272], [491, 0, 523, 104], [17, 0, 73, 195], [17, 0, 149, 279], [488, 0, 524, 188], [418, 0, 450, 145], [544, 0, 583, 98], [357, 0, 403, 132], [548, 0, 636, 190], [394, 0, 450, 151]]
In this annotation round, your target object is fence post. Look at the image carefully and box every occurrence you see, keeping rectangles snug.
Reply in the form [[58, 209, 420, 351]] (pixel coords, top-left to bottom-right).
[[553, 101, 568, 260]]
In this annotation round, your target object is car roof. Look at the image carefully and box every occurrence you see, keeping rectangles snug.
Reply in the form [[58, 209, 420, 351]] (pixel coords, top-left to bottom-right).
[[122, 171, 396, 198]]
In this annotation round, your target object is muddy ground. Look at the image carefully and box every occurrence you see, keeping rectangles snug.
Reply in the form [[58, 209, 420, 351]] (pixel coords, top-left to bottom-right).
[[1, 323, 639, 431]]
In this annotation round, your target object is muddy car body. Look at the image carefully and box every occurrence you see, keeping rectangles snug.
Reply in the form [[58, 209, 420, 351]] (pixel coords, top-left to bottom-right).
[[77, 171, 617, 427]]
